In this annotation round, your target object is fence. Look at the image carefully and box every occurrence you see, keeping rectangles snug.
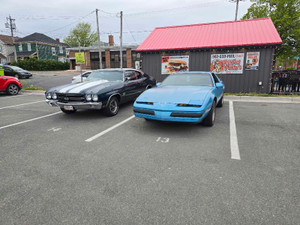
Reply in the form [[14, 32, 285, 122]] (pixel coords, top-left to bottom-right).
[[271, 70, 300, 94]]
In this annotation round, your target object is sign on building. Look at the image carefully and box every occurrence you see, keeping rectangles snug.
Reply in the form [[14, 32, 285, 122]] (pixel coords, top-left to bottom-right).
[[245, 52, 260, 70], [210, 53, 244, 74], [161, 55, 189, 74], [75, 52, 85, 64]]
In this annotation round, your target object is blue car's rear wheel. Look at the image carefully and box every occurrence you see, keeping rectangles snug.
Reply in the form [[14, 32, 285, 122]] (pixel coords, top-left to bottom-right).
[[217, 96, 224, 107], [203, 101, 216, 127]]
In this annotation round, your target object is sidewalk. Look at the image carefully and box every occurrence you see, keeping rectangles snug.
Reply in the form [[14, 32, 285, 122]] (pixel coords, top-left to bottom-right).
[[225, 95, 300, 103]]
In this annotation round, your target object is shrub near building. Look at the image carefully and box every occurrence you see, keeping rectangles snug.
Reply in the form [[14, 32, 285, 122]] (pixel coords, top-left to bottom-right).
[[11, 58, 70, 71]]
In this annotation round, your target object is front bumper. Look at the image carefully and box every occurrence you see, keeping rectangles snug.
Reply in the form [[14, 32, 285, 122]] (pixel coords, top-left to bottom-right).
[[46, 100, 102, 110], [133, 107, 208, 123]]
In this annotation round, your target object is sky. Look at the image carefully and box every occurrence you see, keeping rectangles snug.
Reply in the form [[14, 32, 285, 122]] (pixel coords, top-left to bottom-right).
[[0, 0, 253, 45]]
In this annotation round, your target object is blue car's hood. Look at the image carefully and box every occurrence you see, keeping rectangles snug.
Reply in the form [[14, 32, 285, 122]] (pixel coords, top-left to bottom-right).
[[138, 86, 213, 104]]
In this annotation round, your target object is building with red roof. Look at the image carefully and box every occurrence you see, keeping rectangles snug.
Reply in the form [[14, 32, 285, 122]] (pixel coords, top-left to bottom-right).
[[137, 18, 282, 93]]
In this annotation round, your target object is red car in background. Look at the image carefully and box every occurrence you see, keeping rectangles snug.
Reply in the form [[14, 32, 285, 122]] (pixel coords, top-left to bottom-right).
[[0, 76, 22, 95]]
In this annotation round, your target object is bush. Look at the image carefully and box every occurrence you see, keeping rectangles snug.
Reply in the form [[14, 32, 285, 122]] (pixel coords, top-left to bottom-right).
[[11, 58, 70, 71]]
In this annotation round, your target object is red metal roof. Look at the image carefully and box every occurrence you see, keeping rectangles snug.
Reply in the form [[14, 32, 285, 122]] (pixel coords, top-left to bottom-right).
[[137, 18, 282, 51]]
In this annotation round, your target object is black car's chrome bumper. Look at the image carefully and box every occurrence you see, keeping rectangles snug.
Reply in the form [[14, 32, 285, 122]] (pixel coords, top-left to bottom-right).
[[46, 100, 102, 109]]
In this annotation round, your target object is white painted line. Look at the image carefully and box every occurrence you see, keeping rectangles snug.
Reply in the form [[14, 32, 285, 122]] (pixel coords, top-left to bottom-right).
[[0, 100, 45, 110], [229, 101, 241, 160], [0, 112, 61, 130], [85, 115, 135, 142]]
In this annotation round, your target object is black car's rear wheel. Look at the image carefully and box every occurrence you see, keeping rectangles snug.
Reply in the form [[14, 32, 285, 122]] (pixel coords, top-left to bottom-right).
[[202, 101, 216, 127], [6, 83, 19, 95], [104, 96, 119, 116], [60, 107, 77, 114]]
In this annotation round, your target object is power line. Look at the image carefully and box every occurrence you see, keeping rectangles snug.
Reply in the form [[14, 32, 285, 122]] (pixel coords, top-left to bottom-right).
[[124, 17, 138, 44], [44, 10, 95, 34]]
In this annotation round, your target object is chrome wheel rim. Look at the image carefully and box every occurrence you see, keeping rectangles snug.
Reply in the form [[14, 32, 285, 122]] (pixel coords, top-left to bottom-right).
[[14, 75, 18, 78], [9, 85, 18, 95], [109, 100, 118, 114]]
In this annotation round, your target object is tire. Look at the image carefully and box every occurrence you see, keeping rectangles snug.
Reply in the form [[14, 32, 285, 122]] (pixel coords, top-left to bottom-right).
[[144, 118, 152, 121], [217, 96, 224, 107], [60, 107, 77, 114], [203, 101, 216, 127], [104, 96, 119, 116], [14, 74, 19, 79], [6, 83, 20, 95]]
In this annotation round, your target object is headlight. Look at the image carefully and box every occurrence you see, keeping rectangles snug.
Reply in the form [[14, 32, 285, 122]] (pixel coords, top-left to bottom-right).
[[52, 93, 57, 100], [92, 94, 98, 102], [86, 94, 92, 101], [46, 93, 52, 99]]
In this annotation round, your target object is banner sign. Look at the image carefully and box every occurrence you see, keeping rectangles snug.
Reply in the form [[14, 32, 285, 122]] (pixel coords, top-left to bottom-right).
[[75, 52, 85, 64], [210, 53, 244, 74], [162, 55, 189, 74], [245, 52, 260, 70]]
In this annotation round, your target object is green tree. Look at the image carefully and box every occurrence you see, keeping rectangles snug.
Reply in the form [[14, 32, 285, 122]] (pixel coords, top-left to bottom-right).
[[242, 0, 300, 62], [63, 23, 98, 47]]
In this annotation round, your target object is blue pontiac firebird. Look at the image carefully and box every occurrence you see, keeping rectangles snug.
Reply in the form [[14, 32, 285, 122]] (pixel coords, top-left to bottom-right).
[[133, 71, 225, 126]]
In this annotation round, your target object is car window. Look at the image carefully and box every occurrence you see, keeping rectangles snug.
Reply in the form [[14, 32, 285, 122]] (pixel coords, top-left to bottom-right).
[[124, 71, 138, 81], [135, 71, 143, 79], [211, 73, 219, 84], [86, 71, 123, 82], [82, 72, 91, 77], [161, 73, 214, 87]]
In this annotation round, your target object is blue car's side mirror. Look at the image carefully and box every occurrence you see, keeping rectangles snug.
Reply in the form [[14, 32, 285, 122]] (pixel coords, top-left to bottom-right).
[[216, 83, 223, 88], [156, 82, 161, 87]]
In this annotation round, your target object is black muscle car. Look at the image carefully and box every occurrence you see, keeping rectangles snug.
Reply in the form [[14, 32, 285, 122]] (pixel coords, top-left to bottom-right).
[[45, 69, 156, 116]]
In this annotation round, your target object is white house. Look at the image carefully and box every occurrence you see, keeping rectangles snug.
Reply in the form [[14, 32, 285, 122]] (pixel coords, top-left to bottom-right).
[[0, 34, 19, 64]]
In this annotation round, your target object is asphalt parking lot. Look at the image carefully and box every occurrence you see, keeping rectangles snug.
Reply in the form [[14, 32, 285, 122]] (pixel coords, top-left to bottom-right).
[[0, 93, 299, 225]]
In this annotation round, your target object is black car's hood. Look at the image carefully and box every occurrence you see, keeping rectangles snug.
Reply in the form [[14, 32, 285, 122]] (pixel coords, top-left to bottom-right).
[[46, 80, 123, 94]]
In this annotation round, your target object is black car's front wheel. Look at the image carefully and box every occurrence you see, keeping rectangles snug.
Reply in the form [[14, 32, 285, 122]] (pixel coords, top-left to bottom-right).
[[202, 101, 216, 127], [104, 96, 119, 116], [6, 83, 20, 95], [14, 74, 19, 79], [60, 107, 77, 114]]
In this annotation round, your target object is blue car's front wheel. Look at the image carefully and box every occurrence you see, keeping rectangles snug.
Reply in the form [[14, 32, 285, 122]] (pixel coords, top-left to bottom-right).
[[203, 101, 216, 127]]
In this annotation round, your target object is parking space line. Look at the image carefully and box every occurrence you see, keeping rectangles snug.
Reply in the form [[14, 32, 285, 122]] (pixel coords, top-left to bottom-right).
[[0, 101, 45, 110], [229, 101, 241, 160], [85, 115, 135, 142], [0, 112, 61, 130]]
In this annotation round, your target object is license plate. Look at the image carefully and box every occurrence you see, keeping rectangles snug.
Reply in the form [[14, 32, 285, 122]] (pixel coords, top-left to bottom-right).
[[64, 105, 74, 111]]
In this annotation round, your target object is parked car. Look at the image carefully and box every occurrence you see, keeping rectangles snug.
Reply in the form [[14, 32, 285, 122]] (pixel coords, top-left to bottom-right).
[[3, 65, 32, 79], [133, 71, 224, 126], [46, 69, 156, 116], [72, 71, 92, 83], [0, 76, 22, 95]]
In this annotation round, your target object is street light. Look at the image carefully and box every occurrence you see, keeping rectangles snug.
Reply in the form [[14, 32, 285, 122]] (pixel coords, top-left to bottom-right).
[[229, 0, 247, 21]]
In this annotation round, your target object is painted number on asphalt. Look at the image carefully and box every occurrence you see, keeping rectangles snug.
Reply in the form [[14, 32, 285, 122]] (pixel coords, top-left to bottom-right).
[[48, 127, 62, 132], [156, 137, 169, 143]]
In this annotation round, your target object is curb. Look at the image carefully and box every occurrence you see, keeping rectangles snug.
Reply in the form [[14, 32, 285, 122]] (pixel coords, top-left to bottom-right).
[[225, 95, 300, 103]]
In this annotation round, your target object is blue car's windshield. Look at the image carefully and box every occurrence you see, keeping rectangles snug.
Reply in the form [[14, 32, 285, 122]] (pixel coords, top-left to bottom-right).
[[86, 71, 123, 82], [161, 73, 214, 87]]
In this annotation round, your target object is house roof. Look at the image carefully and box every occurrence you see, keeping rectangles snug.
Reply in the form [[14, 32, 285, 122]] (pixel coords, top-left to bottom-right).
[[15, 32, 65, 46], [0, 34, 20, 45], [0, 53, 6, 58], [137, 18, 282, 51], [8, 51, 36, 57]]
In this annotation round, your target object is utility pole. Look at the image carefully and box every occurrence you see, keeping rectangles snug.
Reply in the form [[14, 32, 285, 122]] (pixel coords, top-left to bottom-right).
[[6, 16, 17, 62], [229, 0, 245, 21], [120, 11, 123, 69], [96, 9, 102, 69], [234, 0, 239, 21]]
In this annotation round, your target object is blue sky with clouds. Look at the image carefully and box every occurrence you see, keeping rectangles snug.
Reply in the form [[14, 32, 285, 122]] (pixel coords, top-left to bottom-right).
[[0, 0, 253, 45]]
